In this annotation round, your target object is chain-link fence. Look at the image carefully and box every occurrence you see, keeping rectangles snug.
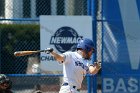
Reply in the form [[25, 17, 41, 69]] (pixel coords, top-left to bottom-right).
[[0, 0, 101, 93], [1, 0, 87, 19], [0, 0, 91, 74], [8, 74, 89, 93]]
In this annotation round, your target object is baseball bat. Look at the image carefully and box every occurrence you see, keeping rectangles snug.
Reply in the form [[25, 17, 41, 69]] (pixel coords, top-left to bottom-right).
[[14, 50, 45, 57]]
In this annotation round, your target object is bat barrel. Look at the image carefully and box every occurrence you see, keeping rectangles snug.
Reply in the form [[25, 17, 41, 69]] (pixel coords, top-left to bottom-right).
[[14, 50, 46, 57], [14, 51, 23, 56]]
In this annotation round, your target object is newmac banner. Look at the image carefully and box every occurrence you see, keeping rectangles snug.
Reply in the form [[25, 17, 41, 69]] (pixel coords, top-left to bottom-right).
[[102, 0, 140, 93], [40, 16, 93, 72]]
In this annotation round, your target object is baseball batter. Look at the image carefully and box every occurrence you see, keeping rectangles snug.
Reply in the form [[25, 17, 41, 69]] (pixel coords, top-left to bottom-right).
[[46, 38, 101, 93]]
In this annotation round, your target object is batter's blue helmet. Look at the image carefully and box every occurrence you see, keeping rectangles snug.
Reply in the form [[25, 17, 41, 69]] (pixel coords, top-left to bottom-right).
[[77, 38, 95, 52]]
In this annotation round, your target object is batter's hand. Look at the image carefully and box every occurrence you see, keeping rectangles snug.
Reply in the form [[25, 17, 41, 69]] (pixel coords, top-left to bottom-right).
[[94, 61, 101, 70], [45, 48, 53, 54]]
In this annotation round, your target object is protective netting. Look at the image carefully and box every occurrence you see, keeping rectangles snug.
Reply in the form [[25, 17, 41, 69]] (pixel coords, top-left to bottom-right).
[[0, 0, 101, 93], [0, 0, 89, 74], [8, 74, 88, 93]]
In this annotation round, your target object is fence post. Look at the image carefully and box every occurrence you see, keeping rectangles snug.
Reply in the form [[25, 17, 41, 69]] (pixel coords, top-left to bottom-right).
[[91, 0, 97, 93], [87, 0, 92, 93]]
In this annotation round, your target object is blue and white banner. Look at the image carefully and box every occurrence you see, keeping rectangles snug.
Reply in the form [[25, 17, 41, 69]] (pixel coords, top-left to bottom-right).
[[40, 16, 93, 72], [102, 0, 140, 93]]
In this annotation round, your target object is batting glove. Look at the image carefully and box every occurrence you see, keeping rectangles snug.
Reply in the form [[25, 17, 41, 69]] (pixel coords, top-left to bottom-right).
[[45, 48, 53, 54], [94, 61, 101, 70]]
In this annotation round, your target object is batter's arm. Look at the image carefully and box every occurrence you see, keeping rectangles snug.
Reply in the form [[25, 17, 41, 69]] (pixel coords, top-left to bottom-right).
[[50, 51, 65, 63], [45, 48, 65, 63]]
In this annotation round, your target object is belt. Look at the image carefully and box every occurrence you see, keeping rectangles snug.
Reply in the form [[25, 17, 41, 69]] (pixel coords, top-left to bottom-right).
[[62, 83, 80, 92]]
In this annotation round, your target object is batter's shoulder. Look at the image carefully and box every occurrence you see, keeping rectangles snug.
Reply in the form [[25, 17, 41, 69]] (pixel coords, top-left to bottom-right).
[[63, 51, 76, 57], [63, 51, 74, 54]]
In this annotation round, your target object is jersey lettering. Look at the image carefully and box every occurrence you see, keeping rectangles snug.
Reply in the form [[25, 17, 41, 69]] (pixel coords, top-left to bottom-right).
[[75, 61, 89, 72]]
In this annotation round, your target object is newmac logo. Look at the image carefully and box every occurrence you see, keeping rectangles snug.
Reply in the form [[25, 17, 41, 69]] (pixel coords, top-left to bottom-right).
[[50, 26, 82, 53]]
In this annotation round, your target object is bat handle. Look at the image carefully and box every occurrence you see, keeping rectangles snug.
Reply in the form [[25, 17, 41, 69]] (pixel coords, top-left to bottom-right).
[[38, 50, 46, 52]]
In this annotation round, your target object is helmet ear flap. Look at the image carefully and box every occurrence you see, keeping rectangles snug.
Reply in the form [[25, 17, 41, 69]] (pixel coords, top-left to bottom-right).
[[84, 45, 91, 52]]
